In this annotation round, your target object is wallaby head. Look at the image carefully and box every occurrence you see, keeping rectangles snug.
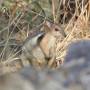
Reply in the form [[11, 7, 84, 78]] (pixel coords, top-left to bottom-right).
[[43, 21, 66, 38]]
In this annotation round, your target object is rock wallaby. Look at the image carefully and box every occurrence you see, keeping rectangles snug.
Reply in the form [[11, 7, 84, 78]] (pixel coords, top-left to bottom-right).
[[40, 21, 66, 68], [21, 21, 66, 69]]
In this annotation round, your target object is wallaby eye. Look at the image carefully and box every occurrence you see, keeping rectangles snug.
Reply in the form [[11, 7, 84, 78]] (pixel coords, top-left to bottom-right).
[[55, 28, 59, 31]]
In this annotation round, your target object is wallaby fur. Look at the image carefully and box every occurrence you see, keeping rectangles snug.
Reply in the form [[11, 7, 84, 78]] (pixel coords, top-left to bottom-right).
[[21, 30, 46, 69], [40, 21, 66, 68], [21, 21, 66, 69]]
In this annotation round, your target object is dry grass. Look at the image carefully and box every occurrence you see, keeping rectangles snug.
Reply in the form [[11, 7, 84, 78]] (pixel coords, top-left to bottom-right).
[[56, 0, 90, 63]]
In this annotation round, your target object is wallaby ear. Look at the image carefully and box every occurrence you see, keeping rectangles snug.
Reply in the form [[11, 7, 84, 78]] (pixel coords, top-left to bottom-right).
[[43, 21, 52, 32], [44, 21, 52, 28]]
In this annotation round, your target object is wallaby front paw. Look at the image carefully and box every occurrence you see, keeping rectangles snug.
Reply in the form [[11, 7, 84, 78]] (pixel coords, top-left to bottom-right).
[[55, 59, 63, 68], [48, 59, 63, 69], [32, 60, 46, 70]]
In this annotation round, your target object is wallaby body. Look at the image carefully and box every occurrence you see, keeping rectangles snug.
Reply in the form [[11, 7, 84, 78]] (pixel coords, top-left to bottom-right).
[[21, 30, 46, 69], [21, 21, 66, 69], [39, 32, 57, 68], [40, 21, 66, 68]]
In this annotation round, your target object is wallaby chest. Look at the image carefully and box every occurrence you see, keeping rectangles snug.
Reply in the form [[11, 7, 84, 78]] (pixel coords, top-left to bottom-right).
[[40, 33, 56, 58]]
